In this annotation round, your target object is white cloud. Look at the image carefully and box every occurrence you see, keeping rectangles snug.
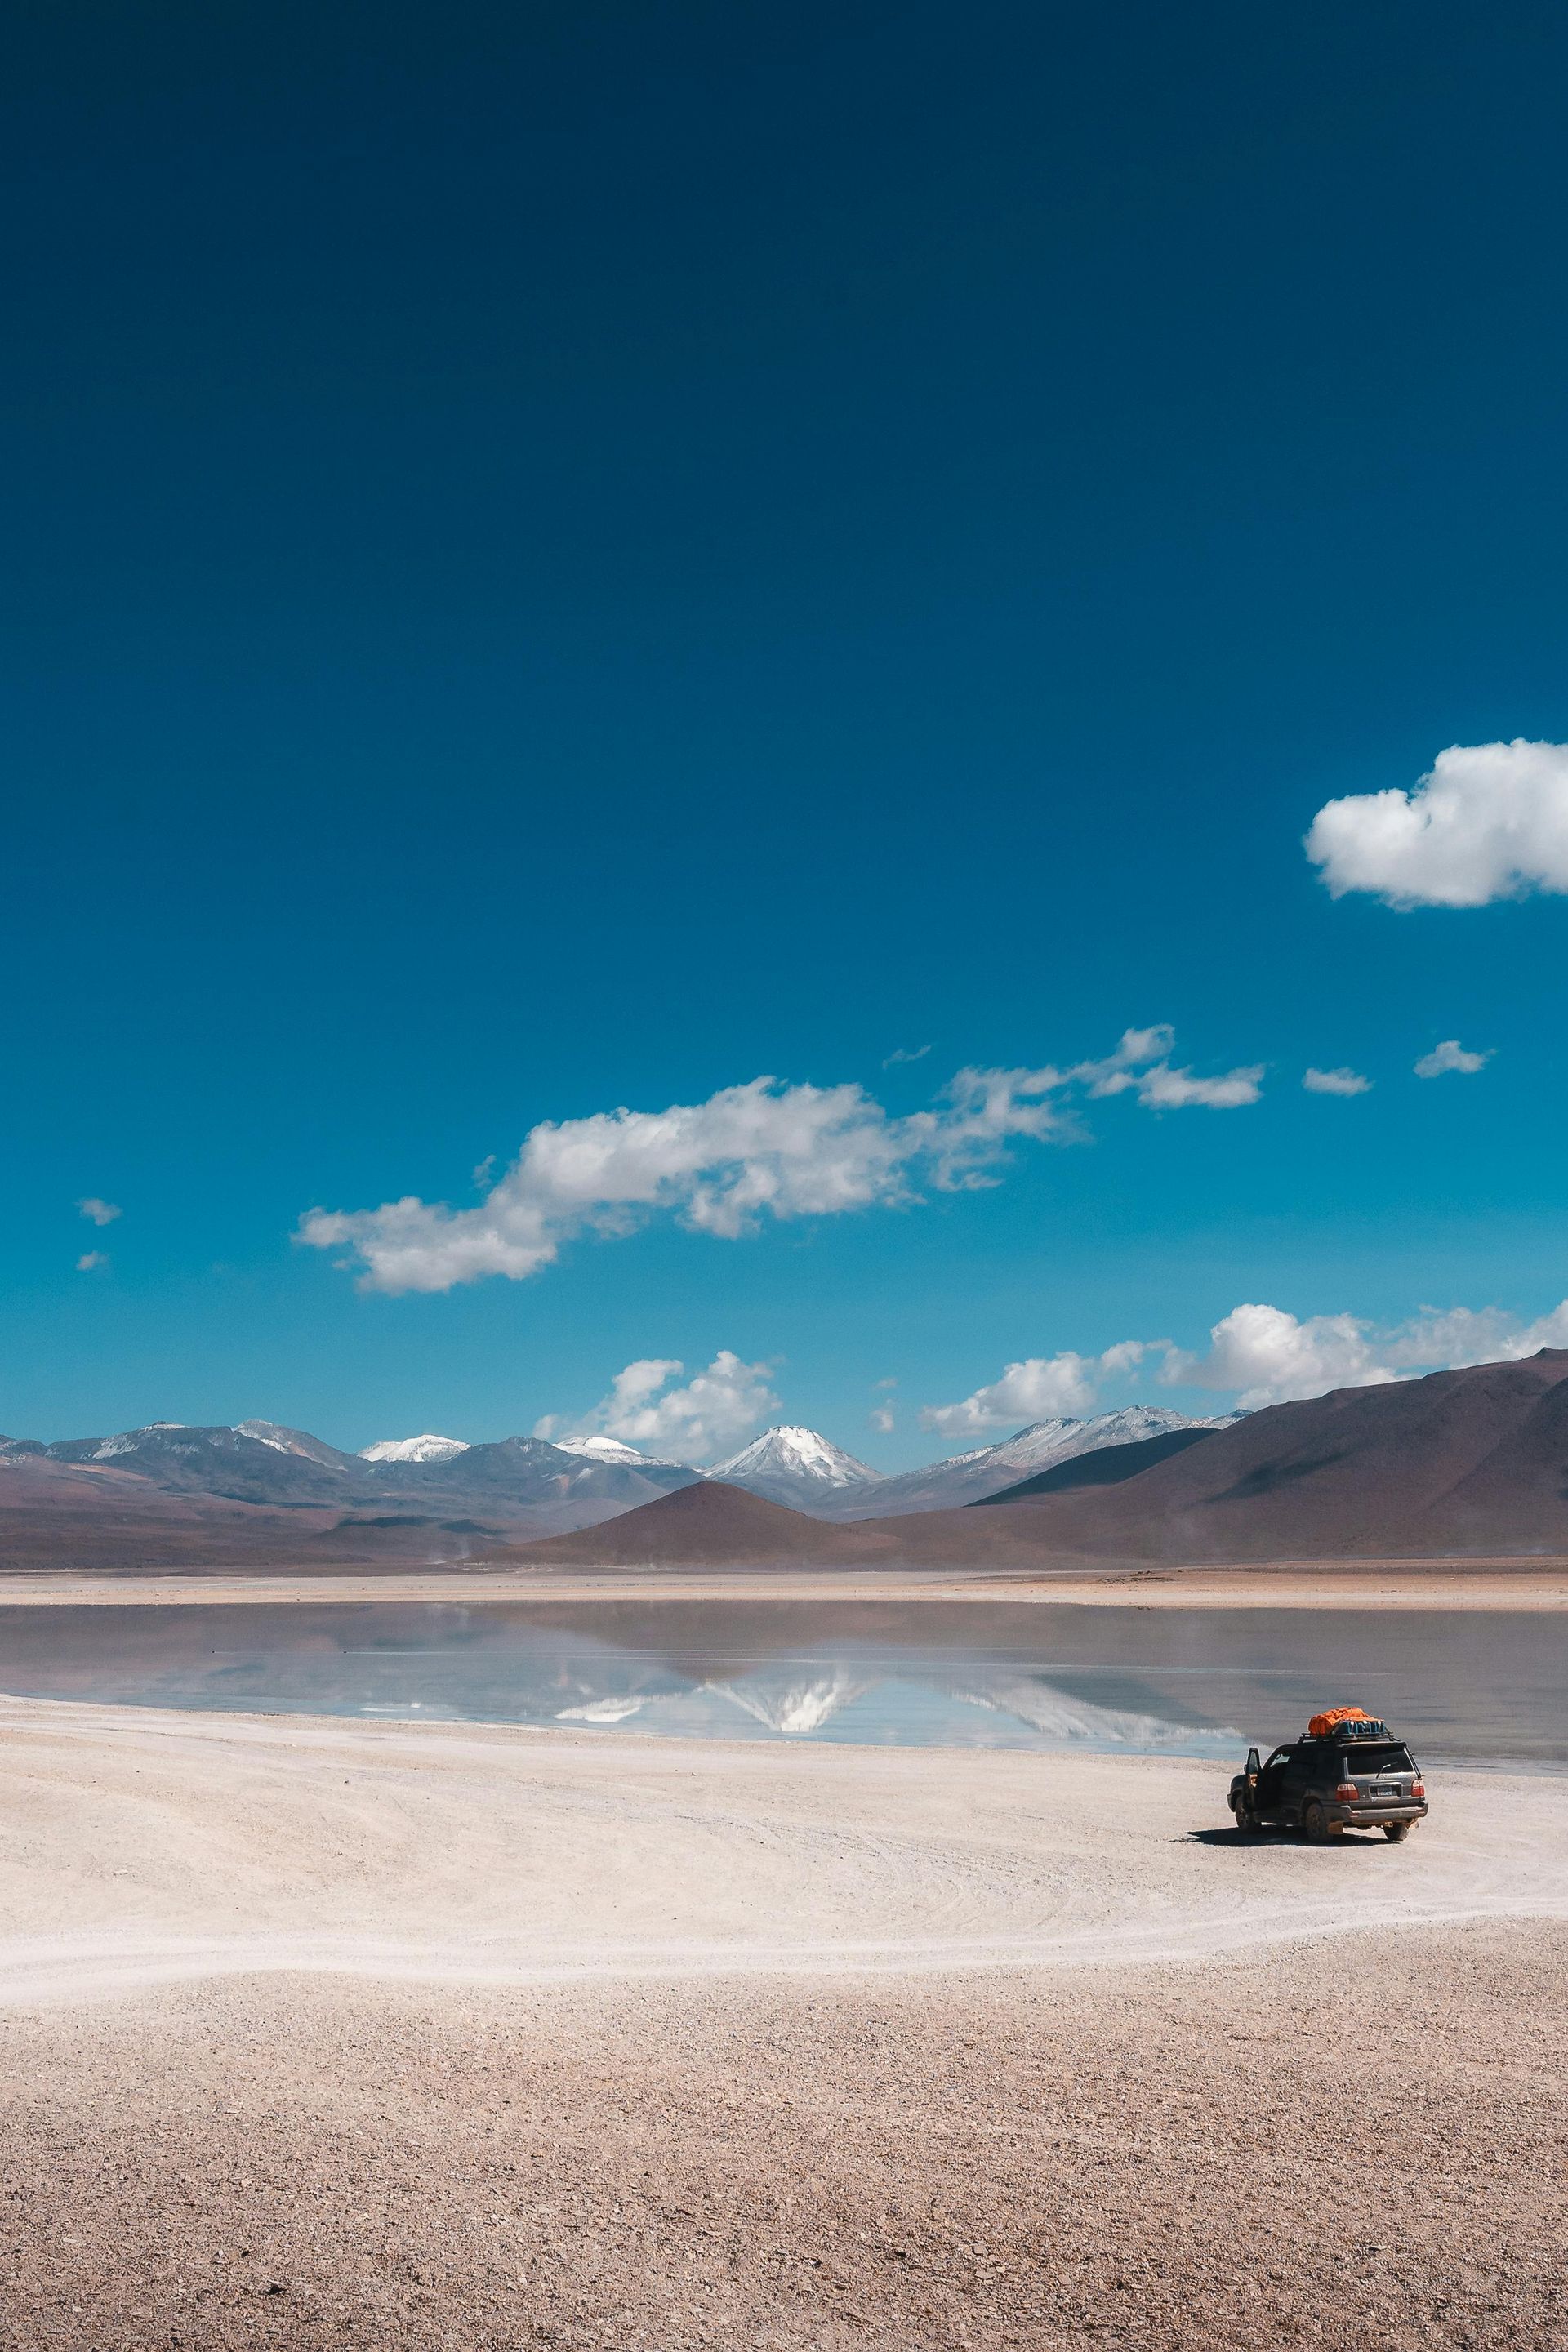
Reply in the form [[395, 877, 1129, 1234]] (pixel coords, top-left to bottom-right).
[[882, 1044, 931, 1067], [1414, 1039, 1491, 1078], [1166, 1298, 1568, 1409], [1303, 1067, 1372, 1096], [869, 1404, 896, 1434], [920, 1343, 1155, 1440], [537, 1352, 777, 1464], [75, 1250, 109, 1273], [78, 1197, 121, 1227], [299, 1030, 1263, 1295], [1306, 739, 1568, 908]]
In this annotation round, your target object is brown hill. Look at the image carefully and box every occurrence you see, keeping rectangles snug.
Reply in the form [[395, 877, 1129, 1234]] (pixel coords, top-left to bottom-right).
[[503, 1479, 900, 1568]]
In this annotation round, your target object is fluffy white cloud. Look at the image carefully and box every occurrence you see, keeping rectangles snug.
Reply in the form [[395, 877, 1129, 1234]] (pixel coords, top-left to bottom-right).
[[1306, 739, 1568, 909], [78, 1197, 121, 1227], [299, 1029, 1263, 1295], [1303, 1067, 1371, 1096], [537, 1351, 777, 1464], [920, 1342, 1154, 1439], [1167, 1298, 1568, 1409], [1414, 1039, 1491, 1078]]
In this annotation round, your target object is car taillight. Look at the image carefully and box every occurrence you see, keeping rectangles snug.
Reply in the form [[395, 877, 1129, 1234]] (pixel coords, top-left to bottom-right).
[[1410, 1780, 1424, 1799], [1335, 1782, 1358, 1802]]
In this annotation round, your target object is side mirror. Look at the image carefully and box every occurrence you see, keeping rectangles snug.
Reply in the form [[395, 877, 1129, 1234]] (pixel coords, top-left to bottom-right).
[[1245, 1747, 1261, 1780]]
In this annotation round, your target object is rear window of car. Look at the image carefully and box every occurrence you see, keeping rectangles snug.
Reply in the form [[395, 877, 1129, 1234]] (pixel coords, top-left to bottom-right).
[[1340, 1744, 1414, 1773]]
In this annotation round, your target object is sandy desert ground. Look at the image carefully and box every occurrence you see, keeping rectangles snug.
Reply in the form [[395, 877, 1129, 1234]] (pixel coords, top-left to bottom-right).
[[2, 1698, 1567, 2349]]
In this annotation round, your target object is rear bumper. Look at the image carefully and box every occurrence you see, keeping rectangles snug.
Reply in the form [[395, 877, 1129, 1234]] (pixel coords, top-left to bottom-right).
[[1327, 1802, 1428, 1827]]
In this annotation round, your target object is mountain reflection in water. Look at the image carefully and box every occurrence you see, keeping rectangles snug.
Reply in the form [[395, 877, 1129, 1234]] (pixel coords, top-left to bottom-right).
[[1, 1597, 1564, 1764]]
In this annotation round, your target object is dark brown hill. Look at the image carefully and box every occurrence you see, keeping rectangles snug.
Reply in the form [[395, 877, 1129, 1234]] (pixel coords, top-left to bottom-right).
[[505, 1479, 898, 1568], [880, 1350, 1568, 1564]]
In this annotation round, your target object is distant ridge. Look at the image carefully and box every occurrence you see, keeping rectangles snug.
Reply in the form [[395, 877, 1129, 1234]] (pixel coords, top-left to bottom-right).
[[822, 1406, 1235, 1519], [974, 1424, 1218, 1503]]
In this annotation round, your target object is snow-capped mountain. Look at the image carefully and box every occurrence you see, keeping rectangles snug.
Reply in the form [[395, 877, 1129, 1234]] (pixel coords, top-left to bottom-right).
[[707, 1425, 883, 1508], [824, 1407, 1244, 1520], [359, 1433, 471, 1464], [553, 1434, 685, 1469]]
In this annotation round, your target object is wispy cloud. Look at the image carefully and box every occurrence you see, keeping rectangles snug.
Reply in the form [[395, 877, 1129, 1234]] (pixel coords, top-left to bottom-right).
[[881, 1044, 931, 1068], [535, 1352, 777, 1464], [75, 1250, 109, 1273], [78, 1197, 121, 1227], [1303, 1067, 1371, 1096], [1306, 739, 1568, 908], [1414, 1039, 1491, 1078], [299, 1028, 1264, 1295]]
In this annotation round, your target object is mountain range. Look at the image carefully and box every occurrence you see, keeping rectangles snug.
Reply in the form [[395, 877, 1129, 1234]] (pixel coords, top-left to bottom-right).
[[0, 1405, 1228, 1527], [6, 1356, 1567, 1569]]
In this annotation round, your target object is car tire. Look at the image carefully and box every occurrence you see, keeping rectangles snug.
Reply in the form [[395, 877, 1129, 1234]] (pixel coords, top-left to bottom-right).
[[1303, 1802, 1331, 1845], [1235, 1801, 1259, 1834], [1383, 1822, 1411, 1842]]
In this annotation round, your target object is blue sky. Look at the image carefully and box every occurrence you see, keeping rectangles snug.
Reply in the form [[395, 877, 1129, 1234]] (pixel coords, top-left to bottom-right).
[[5, 1, 1568, 1463]]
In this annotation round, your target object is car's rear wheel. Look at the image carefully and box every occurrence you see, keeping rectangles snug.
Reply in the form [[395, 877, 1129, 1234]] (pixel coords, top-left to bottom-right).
[[1383, 1821, 1411, 1842], [1303, 1802, 1331, 1845]]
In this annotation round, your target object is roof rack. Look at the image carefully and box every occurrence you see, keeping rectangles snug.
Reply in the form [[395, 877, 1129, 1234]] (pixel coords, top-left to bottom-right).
[[1305, 1708, 1390, 1741]]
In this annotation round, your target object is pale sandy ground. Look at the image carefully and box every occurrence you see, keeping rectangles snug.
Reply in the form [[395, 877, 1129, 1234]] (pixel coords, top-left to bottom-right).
[[3, 1699, 1567, 2349], [5, 1560, 1568, 1607]]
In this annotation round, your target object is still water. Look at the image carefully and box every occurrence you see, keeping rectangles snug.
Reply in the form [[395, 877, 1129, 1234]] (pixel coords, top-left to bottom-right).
[[2, 1599, 1564, 1767]]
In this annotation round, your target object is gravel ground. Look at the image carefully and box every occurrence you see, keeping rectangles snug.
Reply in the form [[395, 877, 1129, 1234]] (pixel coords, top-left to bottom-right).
[[2, 1931, 1566, 2352]]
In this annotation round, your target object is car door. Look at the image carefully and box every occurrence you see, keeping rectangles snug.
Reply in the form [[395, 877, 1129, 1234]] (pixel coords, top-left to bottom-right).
[[1254, 1745, 1290, 1819]]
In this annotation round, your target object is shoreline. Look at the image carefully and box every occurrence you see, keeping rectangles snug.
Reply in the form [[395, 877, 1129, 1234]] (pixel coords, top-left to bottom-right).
[[2, 1557, 1567, 1608]]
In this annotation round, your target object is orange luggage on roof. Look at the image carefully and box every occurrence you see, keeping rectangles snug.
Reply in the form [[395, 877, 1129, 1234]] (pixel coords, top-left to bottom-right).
[[1308, 1706, 1376, 1738]]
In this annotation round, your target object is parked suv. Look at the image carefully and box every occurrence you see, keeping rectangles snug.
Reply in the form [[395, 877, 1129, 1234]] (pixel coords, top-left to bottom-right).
[[1229, 1715, 1428, 1843]]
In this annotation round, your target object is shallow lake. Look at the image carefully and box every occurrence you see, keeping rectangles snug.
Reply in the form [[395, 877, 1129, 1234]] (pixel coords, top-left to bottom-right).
[[2, 1598, 1564, 1768]]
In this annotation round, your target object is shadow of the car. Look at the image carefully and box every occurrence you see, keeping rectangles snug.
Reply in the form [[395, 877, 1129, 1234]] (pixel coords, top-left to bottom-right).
[[1185, 1826, 1389, 1849]]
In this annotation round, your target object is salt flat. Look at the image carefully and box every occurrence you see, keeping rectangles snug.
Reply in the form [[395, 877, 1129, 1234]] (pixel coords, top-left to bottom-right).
[[3, 1695, 1566, 2003]]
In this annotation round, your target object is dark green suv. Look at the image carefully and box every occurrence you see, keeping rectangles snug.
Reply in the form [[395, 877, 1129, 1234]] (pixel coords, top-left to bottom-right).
[[1229, 1725, 1428, 1843]]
